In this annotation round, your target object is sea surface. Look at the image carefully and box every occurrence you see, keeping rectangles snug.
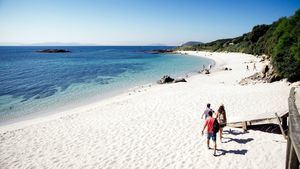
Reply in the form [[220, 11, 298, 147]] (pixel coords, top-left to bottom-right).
[[0, 46, 213, 124]]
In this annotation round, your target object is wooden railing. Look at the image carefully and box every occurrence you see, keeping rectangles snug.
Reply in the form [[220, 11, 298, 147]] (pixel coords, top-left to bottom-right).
[[286, 87, 300, 169]]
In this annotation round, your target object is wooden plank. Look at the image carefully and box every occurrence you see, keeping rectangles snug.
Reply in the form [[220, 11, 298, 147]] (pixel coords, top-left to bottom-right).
[[286, 87, 300, 168], [226, 117, 278, 128], [225, 112, 288, 130], [275, 113, 287, 139], [288, 112, 300, 160], [227, 122, 245, 128], [288, 87, 300, 161], [247, 118, 277, 125]]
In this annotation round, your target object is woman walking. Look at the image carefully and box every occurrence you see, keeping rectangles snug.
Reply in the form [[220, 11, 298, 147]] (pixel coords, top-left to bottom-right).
[[216, 104, 227, 142]]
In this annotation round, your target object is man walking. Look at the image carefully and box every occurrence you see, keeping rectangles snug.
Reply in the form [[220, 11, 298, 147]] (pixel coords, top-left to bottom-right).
[[202, 110, 217, 156]]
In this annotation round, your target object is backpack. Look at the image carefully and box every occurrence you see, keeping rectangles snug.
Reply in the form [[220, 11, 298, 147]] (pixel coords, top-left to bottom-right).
[[213, 118, 220, 134]]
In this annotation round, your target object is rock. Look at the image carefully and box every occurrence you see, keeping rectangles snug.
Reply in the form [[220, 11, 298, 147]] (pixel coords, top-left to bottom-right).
[[157, 75, 174, 84], [174, 77, 187, 83], [203, 69, 210, 74], [239, 65, 282, 85], [262, 54, 270, 60], [260, 56, 266, 62], [267, 74, 281, 83], [261, 65, 269, 75], [36, 49, 71, 53]]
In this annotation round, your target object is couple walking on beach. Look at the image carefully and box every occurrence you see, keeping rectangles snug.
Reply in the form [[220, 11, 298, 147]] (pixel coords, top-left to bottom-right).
[[201, 103, 227, 156]]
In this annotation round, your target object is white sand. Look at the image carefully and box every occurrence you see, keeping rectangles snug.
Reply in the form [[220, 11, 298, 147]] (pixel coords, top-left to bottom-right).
[[0, 51, 292, 169]]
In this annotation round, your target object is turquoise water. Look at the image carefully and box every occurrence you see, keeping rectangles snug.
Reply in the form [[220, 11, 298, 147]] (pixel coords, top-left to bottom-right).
[[0, 46, 213, 124]]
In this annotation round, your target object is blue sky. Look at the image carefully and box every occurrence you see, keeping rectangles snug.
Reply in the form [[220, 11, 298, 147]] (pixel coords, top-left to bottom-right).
[[0, 0, 299, 46]]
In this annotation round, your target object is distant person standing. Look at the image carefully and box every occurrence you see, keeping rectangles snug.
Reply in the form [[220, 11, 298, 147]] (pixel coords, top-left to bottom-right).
[[216, 104, 227, 142], [201, 103, 213, 119], [253, 63, 257, 71], [202, 110, 217, 156], [246, 65, 249, 70]]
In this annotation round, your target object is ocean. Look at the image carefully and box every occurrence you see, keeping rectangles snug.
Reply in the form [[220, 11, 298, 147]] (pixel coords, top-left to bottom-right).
[[0, 46, 213, 124]]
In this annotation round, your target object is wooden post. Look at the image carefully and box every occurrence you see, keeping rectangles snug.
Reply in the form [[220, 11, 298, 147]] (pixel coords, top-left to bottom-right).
[[288, 145, 299, 169], [242, 121, 247, 132], [282, 116, 288, 130], [275, 113, 287, 139], [286, 136, 291, 169]]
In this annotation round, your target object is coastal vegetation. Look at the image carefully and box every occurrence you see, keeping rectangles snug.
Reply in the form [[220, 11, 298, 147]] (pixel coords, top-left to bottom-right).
[[181, 41, 203, 46], [177, 10, 300, 82]]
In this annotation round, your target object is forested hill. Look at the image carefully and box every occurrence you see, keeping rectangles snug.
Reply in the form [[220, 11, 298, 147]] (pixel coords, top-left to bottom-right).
[[177, 10, 300, 82]]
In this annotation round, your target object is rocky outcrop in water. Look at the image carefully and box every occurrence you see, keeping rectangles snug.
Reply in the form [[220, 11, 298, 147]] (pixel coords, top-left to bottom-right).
[[157, 75, 187, 84], [35, 49, 71, 53], [145, 49, 174, 54], [174, 77, 187, 83], [157, 75, 174, 84]]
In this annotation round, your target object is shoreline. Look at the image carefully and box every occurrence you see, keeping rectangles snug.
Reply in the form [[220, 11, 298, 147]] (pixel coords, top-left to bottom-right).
[[0, 51, 292, 168], [0, 52, 213, 131], [0, 51, 290, 131]]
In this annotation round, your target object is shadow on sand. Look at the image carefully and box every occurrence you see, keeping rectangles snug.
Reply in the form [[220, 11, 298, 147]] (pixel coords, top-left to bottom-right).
[[222, 137, 254, 144], [214, 149, 248, 156], [212, 129, 252, 157], [223, 129, 248, 136]]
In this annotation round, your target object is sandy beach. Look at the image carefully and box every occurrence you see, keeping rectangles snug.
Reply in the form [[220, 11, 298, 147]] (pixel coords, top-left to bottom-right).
[[0, 51, 292, 168]]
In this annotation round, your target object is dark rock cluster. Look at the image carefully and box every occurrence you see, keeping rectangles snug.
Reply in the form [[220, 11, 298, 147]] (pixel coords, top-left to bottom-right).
[[198, 69, 210, 74], [145, 49, 174, 54], [239, 64, 281, 85], [35, 49, 71, 53], [224, 67, 232, 71], [157, 75, 187, 84]]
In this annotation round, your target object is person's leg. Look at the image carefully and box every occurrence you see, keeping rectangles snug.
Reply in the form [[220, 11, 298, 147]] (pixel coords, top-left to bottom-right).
[[214, 141, 217, 155], [207, 133, 211, 149], [220, 127, 223, 142], [213, 134, 217, 155], [207, 139, 210, 149]]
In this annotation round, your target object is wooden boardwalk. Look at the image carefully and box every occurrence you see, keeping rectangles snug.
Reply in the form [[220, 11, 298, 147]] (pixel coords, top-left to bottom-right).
[[226, 87, 300, 168], [286, 87, 300, 169], [226, 111, 288, 129], [226, 105, 288, 134]]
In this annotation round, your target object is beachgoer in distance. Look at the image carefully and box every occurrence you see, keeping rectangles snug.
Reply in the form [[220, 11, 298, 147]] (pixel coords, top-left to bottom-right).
[[216, 104, 227, 142], [246, 65, 249, 70], [201, 103, 213, 119], [253, 63, 257, 71], [202, 110, 217, 155]]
